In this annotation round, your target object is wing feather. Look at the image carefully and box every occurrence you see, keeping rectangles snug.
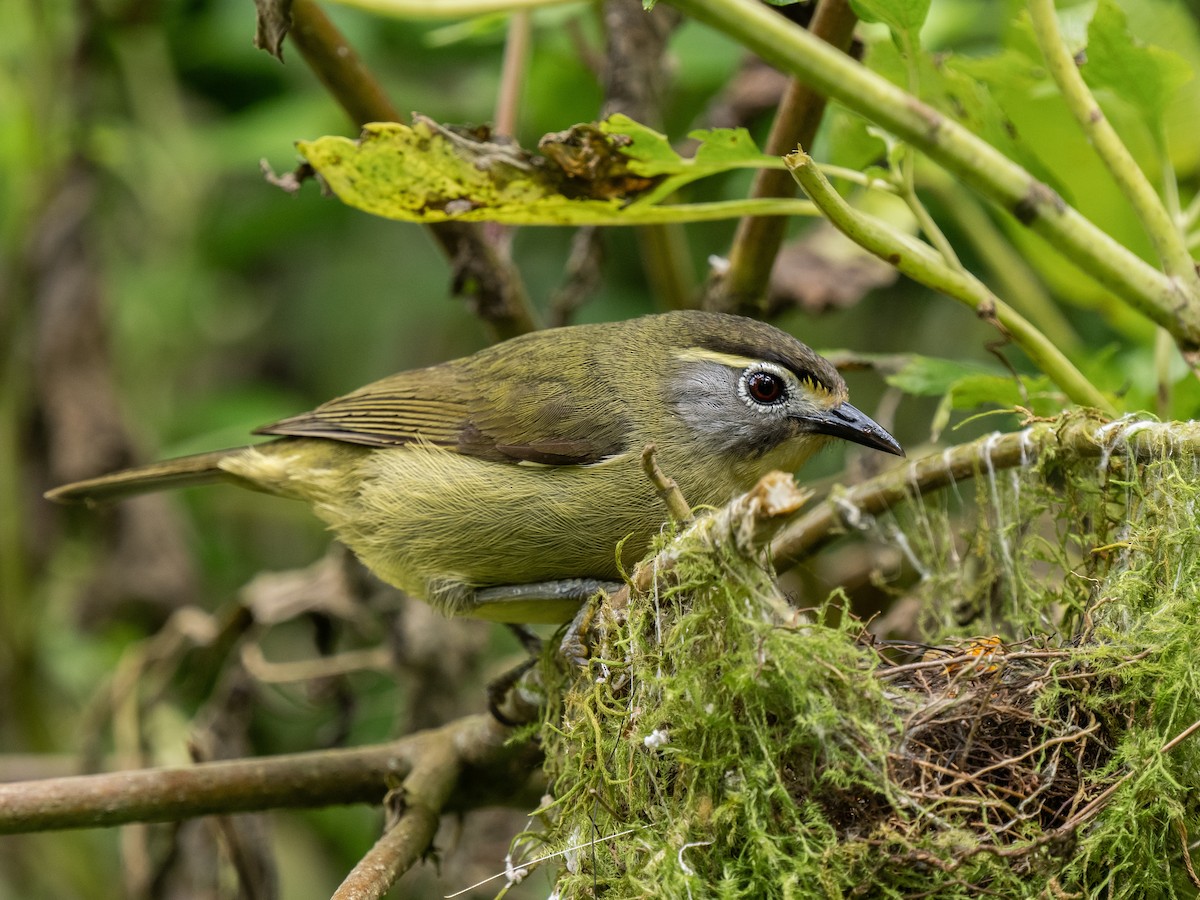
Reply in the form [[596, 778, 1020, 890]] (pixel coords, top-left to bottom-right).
[[255, 329, 631, 466]]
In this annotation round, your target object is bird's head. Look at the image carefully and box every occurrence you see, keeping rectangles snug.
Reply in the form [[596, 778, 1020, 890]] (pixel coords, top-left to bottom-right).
[[655, 312, 903, 474]]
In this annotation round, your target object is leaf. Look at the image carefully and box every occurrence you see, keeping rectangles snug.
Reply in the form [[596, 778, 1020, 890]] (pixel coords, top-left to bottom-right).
[[252, 0, 292, 61], [849, 0, 930, 43], [295, 115, 806, 227], [1082, 0, 1193, 132], [883, 356, 998, 396], [880, 356, 1056, 439]]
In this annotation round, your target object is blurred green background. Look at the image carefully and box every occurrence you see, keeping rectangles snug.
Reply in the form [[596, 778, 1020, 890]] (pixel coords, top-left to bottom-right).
[[2, 0, 1199, 896]]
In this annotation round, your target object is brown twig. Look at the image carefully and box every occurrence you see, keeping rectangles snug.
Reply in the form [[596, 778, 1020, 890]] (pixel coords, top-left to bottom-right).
[[704, 0, 859, 314], [332, 745, 465, 900], [288, 0, 402, 125], [641, 443, 693, 523], [772, 414, 1200, 570], [0, 714, 532, 834], [286, 0, 539, 339]]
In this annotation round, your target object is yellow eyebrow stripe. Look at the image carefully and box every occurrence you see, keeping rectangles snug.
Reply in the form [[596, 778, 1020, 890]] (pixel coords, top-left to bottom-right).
[[672, 348, 760, 368], [673, 348, 831, 393]]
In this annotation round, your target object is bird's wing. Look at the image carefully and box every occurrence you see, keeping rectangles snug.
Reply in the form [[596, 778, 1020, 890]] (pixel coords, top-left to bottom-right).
[[255, 351, 630, 466]]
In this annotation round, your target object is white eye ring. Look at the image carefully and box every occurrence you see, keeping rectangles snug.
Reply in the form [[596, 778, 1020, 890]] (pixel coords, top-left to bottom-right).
[[738, 363, 790, 410]]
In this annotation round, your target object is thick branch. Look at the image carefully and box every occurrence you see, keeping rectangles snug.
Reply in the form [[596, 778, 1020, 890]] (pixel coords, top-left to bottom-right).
[[0, 714, 532, 834]]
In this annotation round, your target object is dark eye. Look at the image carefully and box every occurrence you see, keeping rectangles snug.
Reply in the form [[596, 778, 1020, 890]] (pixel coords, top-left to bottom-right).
[[745, 371, 786, 405]]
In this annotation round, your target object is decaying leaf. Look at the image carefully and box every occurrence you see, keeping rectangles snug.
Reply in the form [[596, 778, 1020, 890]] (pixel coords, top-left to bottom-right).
[[253, 0, 292, 61], [294, 113, 814, 226]]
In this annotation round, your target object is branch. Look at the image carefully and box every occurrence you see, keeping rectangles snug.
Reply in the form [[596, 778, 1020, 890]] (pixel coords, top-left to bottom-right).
[[331, 743, 466, 900], [640, 443, 694, 523], [664, 0, 1200, 350], [625, 470, 812, 599], [771, 413, 1200, 569], [287, 0, 540, 339], [707, 0, 860, 314], [0, 714, 535, 834], [785, 151, 1114, 413], [1026, 0, 1200, 291]]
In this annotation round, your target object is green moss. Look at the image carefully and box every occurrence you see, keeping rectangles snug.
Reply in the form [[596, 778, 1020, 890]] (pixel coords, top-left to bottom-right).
[[527, 418, 1200, 899]]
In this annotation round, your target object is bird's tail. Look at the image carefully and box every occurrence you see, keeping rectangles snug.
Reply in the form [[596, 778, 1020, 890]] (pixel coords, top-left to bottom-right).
[[45, 449, 239, 505]]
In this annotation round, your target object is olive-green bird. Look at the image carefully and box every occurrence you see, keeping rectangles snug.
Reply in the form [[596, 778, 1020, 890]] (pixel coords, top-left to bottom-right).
[[47, 311, 902, 623]]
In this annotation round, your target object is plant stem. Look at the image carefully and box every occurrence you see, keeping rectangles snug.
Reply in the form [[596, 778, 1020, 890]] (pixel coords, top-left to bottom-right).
[[921, 169, 1082, 356], [707, 0, 859, 314], [289, 0, 541, 338], [664, 0, 1200, 349], [786, 152, 1114, 412], [1026, 0, 1200, 293], [772, 413, 1200, 568], [0, 715, 534, 834]]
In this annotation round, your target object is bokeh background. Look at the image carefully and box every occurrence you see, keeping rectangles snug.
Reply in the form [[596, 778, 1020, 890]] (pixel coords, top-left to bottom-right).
[[3, 0, 1199, 896]]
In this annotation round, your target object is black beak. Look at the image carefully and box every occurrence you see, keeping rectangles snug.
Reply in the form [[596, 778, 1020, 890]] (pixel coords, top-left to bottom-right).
[[802, 401, 904, 457]]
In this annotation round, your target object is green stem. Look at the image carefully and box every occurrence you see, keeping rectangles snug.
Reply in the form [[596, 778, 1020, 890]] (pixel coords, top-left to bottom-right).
[[786, 151, 1114, 413], [709, 0, 860, 314], [922, 169, 1082, 356], [1026, 0, 1200, 293], [327, 0, 572, 15], [664, 0, 1200, 349]]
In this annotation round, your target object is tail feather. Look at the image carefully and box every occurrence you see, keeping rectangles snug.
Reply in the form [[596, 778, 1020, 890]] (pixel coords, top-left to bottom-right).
[[45, 449, 239, 505]]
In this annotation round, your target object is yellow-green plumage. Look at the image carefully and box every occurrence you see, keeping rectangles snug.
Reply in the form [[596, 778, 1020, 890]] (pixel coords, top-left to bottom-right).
[[47, 311, 902, 622]]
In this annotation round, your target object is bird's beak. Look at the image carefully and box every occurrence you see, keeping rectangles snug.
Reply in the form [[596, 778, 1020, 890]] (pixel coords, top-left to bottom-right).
[[802, 401, 905, 457]]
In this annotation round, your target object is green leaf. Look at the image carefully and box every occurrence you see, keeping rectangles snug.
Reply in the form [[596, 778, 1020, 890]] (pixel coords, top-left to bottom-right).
[[597, 114, 679, 175], [883, 355, 997, 396], [687, 126, 771, 166], [295, 115, 806, 227], [881, 356, 1057, 439], [849, 0, 930, 43], [1082, 0, 1193, 132]]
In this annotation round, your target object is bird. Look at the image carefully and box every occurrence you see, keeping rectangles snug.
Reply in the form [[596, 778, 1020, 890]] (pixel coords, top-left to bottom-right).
[[46, 310, 903, 623]]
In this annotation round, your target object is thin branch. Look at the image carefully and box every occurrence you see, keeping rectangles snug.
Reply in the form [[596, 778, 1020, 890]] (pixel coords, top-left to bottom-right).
[[0, 714, 533, 834], [921, 169, 1082, 356], [785, 151, 1113, 412], [707, 0, 859, 314], [664, 0, 1200, 350], [772, 414, 1200, 569], [1026, 0, 1200, 291], [289, 0, 403, 125], [332, 749, 464, 900], [624, 470, 812, 599], [287, 0, 540, 339], [641, 443, 694, 523], [494, 11, 532, 137]]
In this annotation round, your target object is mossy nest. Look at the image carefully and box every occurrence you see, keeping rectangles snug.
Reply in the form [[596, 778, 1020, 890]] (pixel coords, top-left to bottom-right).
[[522, 415, 1200, 899]]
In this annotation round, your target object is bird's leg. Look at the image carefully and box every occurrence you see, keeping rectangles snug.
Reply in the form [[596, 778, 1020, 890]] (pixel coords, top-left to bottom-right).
[[485, 652, 541, 727], [478, 579, 620, 725], [472, 578, 620, 617]]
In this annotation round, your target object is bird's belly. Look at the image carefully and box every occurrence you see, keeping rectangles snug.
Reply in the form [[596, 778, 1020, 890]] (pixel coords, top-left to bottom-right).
[[314, 446, 663, 614]]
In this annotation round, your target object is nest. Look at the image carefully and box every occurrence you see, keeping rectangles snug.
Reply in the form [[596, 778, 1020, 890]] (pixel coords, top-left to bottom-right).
[[524, 418, 1200, 900]]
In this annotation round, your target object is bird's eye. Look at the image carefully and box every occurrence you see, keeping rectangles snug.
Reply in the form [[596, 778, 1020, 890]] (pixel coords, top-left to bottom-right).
[[745, 370, 786, 405]]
